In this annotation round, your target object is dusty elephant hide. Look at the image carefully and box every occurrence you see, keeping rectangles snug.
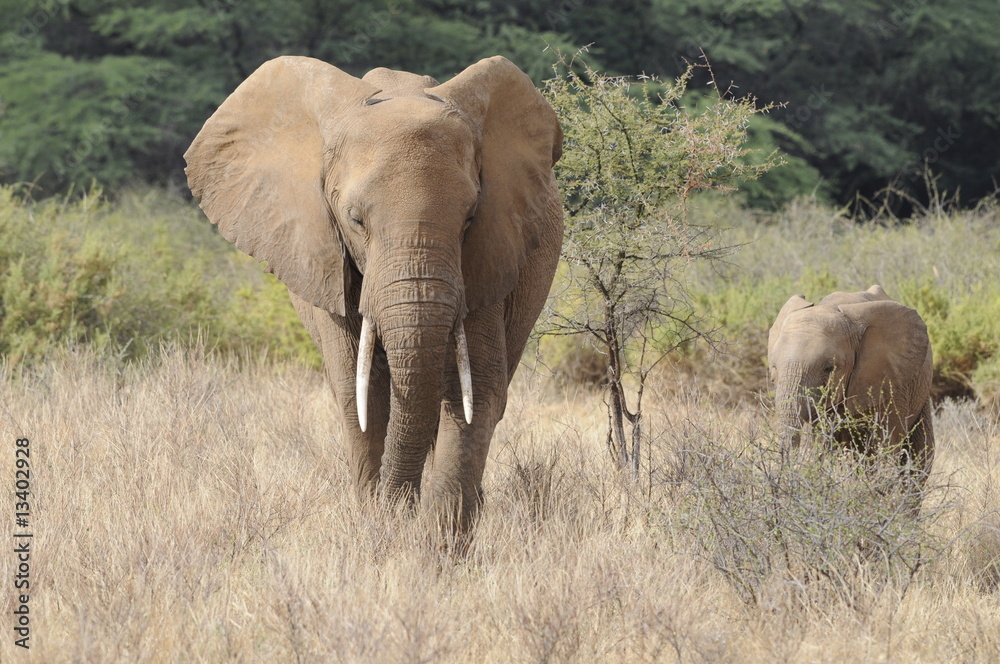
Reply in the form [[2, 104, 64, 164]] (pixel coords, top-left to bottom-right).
[[184, 55, 564, 529], [767, 284, 934, 476]]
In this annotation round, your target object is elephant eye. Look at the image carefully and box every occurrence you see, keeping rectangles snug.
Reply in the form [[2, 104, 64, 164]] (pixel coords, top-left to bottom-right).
[[823, 363, 835, 373], [348, 208, 364, 227]]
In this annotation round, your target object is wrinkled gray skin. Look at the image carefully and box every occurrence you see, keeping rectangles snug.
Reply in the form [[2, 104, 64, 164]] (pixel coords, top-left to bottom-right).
[[768, 285, 934, 474], [184, 56, 564, 529]]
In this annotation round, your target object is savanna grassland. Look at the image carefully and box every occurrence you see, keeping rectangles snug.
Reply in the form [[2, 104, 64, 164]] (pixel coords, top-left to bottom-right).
[[2, 191, 999, 662]]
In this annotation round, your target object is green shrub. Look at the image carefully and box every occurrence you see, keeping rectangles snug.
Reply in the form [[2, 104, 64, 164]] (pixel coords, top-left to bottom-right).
[[898, 279, 1000, 380], [535, 334, 608, 389], [0, 186, 320, 367]]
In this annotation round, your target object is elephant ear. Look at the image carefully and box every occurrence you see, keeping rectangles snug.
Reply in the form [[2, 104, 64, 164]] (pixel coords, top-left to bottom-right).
[[428, 56, 563, 311], [768, 295, 813, 360], [838, 300, 931, 412], [184, 56, 379, 316]]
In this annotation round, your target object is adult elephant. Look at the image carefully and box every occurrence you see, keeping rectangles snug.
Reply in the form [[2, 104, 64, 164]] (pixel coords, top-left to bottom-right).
[[184, 56, 563, 528], [767, 285, 934, 476]]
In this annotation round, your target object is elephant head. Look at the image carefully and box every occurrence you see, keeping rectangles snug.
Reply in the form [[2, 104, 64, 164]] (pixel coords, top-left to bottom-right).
[[767, 285, 933, 457], [184, 56, 562, 501]]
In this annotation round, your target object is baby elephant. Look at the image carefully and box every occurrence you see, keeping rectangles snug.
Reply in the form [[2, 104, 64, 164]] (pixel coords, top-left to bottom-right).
[[767, 285, 934, 474]]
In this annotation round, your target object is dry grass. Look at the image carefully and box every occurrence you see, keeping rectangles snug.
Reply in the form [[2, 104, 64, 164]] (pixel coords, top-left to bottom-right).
[[1, 346, 999, 662]]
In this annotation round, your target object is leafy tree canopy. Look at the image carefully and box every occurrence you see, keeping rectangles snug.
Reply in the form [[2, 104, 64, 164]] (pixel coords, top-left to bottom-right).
[[0, 0, 996, 209]]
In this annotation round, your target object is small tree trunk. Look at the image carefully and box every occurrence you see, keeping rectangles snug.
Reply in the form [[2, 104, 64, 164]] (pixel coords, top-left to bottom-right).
[[609, 378, 629, 469], [605, 311, 631, 470], [630, 411, 641, 479]]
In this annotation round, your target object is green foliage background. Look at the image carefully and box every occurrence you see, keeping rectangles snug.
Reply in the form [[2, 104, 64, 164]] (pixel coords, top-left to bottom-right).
[[1, 0, 997, 207], [5, 183, 995, 404], [1, 1, 997, 404], [0, 186, 320, 367]]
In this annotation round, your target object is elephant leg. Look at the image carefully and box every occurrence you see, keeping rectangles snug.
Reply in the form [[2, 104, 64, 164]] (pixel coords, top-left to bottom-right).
[[423, 201, 560, 527], [904, 400, 935, 482], [424, 302, 508, 527], [290, 293, 390, 496], [331, 316, 392, 496]]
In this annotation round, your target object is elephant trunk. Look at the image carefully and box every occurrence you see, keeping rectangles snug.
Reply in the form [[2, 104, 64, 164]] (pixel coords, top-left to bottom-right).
[[379, 301, 454, 499], [358, 250, 468, 500], [774, 365, 811, 448]]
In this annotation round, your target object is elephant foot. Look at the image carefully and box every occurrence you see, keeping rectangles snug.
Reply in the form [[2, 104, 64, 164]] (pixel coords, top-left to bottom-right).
[[421, 475, 483, 535], [376, 480, 420, 509]]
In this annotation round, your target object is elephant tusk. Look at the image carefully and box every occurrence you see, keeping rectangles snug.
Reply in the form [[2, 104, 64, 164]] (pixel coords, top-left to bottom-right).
[[455, 323, 474, 424], [356, 316, 376, 433]]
